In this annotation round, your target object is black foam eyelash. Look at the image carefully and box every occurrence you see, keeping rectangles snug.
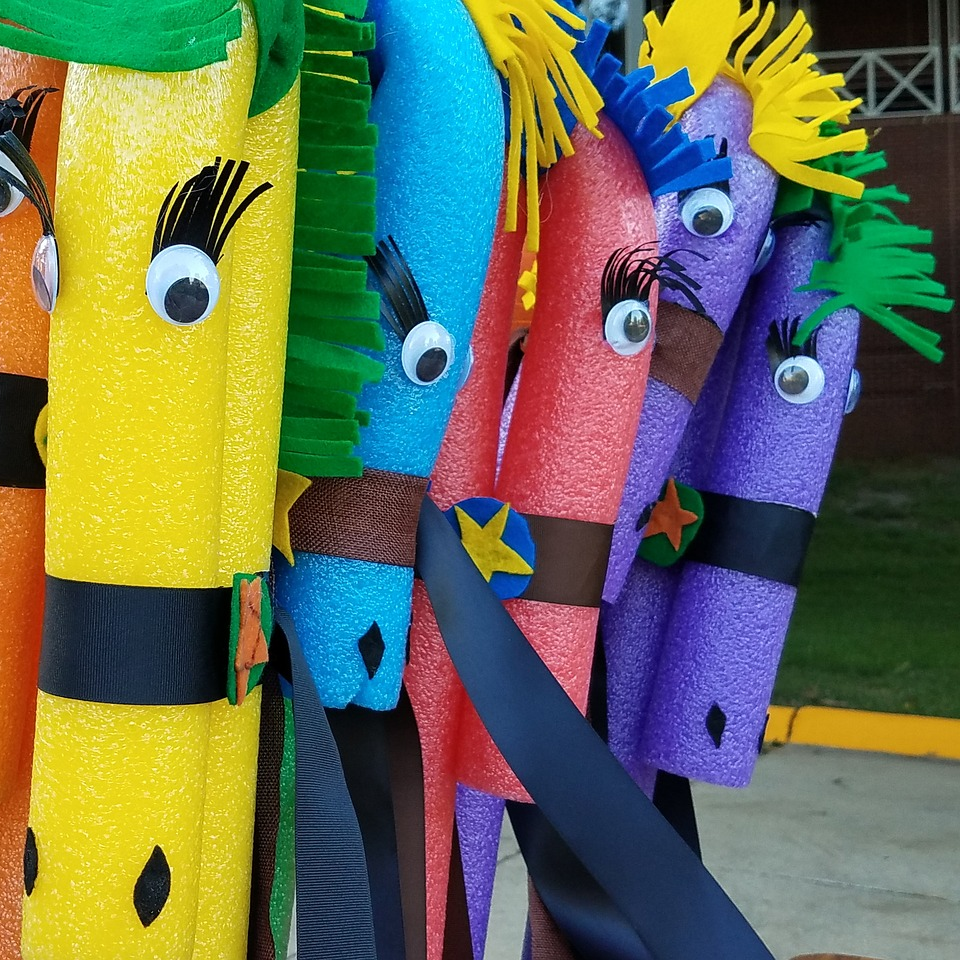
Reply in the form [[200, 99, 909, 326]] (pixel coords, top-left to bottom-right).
[[602, 244, 708, 319], [771, 210, 829, 232], [0, 130, 54, 235], [767, 316, 818, 372], [365, 236, 429, 340], [153, 158, 272, 264], [0, 86, 58, 151]]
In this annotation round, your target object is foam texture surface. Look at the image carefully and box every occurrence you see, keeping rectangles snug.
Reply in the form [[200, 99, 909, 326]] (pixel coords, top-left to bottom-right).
[[28, 10, 283, 958], [0, 49, 65, 960], [457, 119, 657, 799], [604, 77, 779, 601], [602, 298, 750, 787], [276, 0, 503, 710], [641, 219, 860, 786], [406, 192, 522, 960], [456, 786, 504, 960], [0, 48, 64, 792]]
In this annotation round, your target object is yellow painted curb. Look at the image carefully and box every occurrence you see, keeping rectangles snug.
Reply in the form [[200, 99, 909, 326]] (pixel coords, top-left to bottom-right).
[[764, 705, 960, 760]]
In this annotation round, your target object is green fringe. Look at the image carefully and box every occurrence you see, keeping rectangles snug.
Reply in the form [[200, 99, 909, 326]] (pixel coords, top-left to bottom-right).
[[268, 694, 297, 956], [279, 0, 384, 478], [785, 135, 951, 363]]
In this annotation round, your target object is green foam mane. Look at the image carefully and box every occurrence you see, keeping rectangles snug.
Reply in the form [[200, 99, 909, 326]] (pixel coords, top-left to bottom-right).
[[278, 0, 384, 478], [0, 0, 303, 116], [778, 134, 951, 363]]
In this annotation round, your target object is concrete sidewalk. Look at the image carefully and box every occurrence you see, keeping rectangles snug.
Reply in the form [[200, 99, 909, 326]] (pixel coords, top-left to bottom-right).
[[487, 745, 960, 960]]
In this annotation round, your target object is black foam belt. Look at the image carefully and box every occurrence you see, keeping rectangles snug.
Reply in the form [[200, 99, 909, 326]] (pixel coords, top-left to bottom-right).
[[415, 496, 775, 960], [0, 371, 47, 488], [39, 576, 231, 705], [684, 491, 816, 587]]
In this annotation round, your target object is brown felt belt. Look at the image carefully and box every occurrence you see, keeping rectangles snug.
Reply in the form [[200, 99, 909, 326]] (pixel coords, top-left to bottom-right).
[[519, 514, 614, 609], [288, 467, 430, 568], [649, 301, 724, 404]]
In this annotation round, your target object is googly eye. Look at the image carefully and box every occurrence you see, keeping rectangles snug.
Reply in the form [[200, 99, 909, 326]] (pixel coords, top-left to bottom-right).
[[752, 227, 776, 275], [0, 153, 24, 217], [680, 187, 735, 239], [457, 344, 475, 390], [146, 244, 220, 326], [844, 368, 861, 415], [31, 233, 58, 313], [401, 320, 455, 385], [604, 299, 653, 357], [773, 355, 825, 404]]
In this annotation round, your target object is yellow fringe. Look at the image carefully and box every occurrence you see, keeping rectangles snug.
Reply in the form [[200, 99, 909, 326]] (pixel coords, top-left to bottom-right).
[[723, 4, 867, 199], [460, 0, 604, 251], [519, 258, 538, 313], [638, 0, 742, 116], [638, 0, 866, 199]]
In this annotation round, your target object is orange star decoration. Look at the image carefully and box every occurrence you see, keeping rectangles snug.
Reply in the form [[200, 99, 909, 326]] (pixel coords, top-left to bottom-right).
[[235, 576, 269, 706], [645, 478, 700, 551]]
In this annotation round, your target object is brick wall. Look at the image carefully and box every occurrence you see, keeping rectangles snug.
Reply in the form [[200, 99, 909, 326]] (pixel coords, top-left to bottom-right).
[[837, 115, 960, 459]]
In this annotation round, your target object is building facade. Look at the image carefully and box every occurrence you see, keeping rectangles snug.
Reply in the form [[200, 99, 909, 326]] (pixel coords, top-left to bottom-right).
[[618, 0, 960, 459]]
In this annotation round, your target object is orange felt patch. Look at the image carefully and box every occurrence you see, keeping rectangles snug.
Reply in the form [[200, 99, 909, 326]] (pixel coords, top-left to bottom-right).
[[234, 577, 269, 706], [645, 478, 699, 551]]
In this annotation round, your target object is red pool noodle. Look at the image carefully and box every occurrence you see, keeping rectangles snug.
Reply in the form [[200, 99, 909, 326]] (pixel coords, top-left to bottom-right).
[[456, 119, 659, 800], [406, 181, 524, 960]]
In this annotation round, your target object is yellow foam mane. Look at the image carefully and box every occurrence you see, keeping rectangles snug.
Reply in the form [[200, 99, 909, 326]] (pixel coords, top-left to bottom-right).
[[460, 0, 605, 251], [639, 0, 867, 199]]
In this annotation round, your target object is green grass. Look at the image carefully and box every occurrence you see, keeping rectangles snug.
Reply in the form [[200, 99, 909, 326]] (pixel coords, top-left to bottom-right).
[[772, 459, 960, 719]]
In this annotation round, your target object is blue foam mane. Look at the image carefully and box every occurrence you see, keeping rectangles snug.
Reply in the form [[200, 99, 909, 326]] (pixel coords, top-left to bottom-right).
[[574, 21, 732, 196]]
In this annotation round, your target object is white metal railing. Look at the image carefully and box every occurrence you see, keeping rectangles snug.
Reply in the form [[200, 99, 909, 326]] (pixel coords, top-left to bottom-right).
[[950, 0, 960, 114], [625, 1, 949, 118], [951, 45, 960, 113], [816, 46, 944, 118]]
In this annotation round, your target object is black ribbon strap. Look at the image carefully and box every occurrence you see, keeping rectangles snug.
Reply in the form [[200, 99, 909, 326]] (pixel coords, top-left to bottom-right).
[[652, 773, 701, 862], [0, 371, 46, 489], [415, 496, 775, 960], [510, 802, 648, 960], [327, 705, 407, 960], [684, 491, 815, 587], [39, 576, 231, 705], [272, 608, 377, 960]]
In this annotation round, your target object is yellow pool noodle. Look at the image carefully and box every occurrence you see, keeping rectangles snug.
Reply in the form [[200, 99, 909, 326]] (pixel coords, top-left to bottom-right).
[[24, 6, 266, 958], [194, 78, 301, 960]]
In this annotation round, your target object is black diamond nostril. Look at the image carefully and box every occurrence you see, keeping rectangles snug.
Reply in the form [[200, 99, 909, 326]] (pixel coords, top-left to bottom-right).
[[706, 703, 727, 749], [358, 621, 385, 679], [24, 827, 38, 896], [134, 845, 171, 927]]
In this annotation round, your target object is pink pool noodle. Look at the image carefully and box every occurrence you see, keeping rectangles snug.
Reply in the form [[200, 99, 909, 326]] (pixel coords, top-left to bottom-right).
[[406, 183, 524, 960], [457, 118, 659, 800]]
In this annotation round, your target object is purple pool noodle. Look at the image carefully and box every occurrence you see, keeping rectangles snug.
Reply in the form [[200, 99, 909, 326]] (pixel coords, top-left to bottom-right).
[[456, 785, 506, 959], [640, 218, 860, 787], [497, 363, 520, 481], [600, 76, 776, 786], [604, 76, 778, 603], [602, 306, 747, 789], [671, 292, 752, 488]]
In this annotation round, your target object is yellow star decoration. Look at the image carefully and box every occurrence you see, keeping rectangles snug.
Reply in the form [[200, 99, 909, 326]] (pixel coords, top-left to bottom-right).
[[273, 469, 314, 565], [645, 478, 699, 551], [454, 503, 534, 583]]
